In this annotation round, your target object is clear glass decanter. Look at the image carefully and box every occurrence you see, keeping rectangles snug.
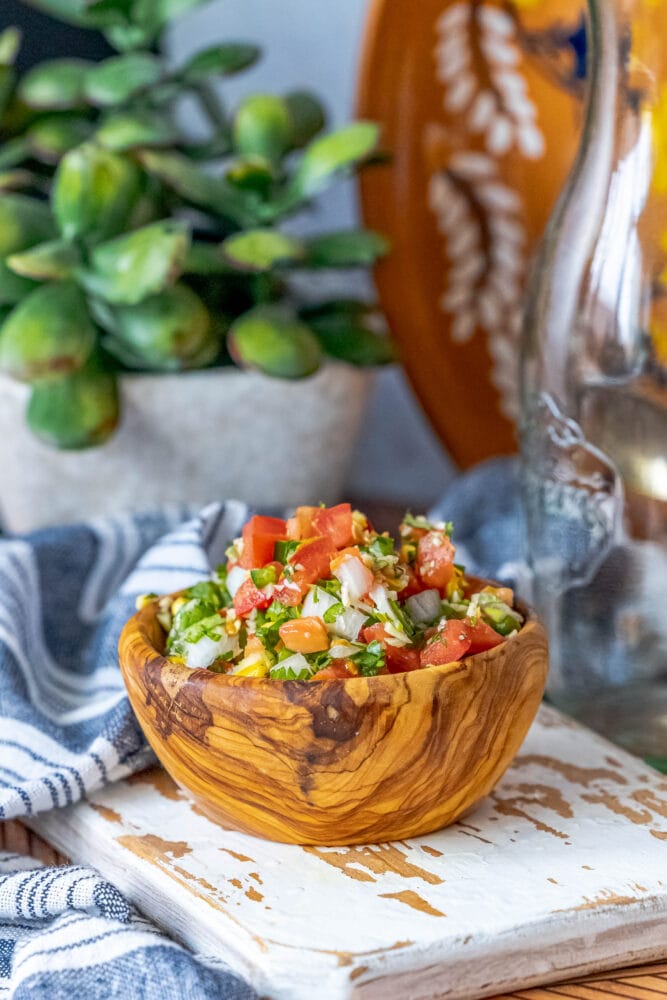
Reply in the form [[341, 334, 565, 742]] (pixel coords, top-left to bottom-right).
[[521, 0, 667, 767]]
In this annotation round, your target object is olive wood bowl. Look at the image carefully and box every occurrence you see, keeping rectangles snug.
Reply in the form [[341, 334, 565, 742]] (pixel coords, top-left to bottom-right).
[[118, 594, 548, 845]]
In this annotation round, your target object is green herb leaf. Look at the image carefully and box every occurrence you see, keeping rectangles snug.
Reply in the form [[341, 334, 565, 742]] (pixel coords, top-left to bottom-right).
[[323, 602, 345, 624], [274, 539, 299, 563], [353, 639, 385, 677]]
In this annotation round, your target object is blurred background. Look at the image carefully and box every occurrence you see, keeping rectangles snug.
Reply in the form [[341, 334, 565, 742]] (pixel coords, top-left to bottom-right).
[[1, 0, 456, 510]]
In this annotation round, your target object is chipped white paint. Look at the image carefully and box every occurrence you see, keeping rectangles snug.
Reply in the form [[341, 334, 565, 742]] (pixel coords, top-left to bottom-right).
[[29, 706, 667, 1000]]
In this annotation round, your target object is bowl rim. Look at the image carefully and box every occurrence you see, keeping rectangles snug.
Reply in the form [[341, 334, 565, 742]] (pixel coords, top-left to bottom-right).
[[119, 581, 544, 693]]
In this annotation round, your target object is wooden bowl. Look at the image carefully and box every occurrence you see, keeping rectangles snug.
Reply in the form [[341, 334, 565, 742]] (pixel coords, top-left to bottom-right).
[[118, 597, 548, 845]]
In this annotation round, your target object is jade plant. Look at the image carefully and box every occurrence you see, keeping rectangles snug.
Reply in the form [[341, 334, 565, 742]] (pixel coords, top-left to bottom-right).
[[0, 1, 392, 448]]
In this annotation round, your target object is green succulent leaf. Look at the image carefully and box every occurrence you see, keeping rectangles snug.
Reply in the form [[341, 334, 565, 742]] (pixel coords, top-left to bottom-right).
[[0, 170, 38, 193], [284, 91, 326, 148], [25, 0, 88, 26], [233, 95, 292, 163], [0, 193, 59, 256], [180, 43, 260, 83], [225, 156, 274, 198], [228, 304, 322, 378], [0, 195, 56, 302], [96, 109, 177, 150], [139, 149, 259, 226], [84, 52, 163, 107], [305, 229, 390, 268], [26, 114, 93, 164], [19, 59, 91, 110], [27, 360, 119, 449], [80, 220, 190, 305], [222, 229, 304, 272], [132, 0, 210, 36], [288, 121, 380, 201], [0, 281, 95, 382], [0, 139, 31, 172], [302, 300, 395, 367], [104, 282, 217, 371], [7, 239, 81, 280], [184, 242, 230, 275], [52, 142, 142, 241], [0, 27, 21, 66]]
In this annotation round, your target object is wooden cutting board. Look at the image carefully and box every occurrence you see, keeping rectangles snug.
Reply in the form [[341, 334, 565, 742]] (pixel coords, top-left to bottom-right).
[[27, 706, 667, 1000]]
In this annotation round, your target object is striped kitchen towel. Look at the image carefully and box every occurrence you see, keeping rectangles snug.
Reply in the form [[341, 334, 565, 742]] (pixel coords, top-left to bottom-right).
[[0, 502, 256, 999]]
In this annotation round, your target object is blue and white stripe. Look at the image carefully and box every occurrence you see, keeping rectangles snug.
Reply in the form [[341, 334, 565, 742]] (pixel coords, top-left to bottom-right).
[[0, 501, 255, 997]]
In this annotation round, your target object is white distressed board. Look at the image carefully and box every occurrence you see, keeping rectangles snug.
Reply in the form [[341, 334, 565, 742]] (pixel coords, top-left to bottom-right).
[[29, 706, 667, 1000]]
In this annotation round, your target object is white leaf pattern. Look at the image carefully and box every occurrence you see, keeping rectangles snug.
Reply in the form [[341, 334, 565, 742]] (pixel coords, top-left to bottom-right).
[[428, 1, 548, 420]]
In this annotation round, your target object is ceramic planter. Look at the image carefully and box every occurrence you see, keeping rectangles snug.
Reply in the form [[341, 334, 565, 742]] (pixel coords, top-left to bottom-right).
[[0, 363, 372, 533]]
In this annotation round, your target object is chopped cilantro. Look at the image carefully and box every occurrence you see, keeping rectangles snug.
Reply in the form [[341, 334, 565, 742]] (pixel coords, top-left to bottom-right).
[[352, 639, 385, 677], [370, 535, 395, 557], [317, 578, 342, 598], [402, 513, 453, 536], [323, 602, 345, 624], [274, 539, 300, 563]]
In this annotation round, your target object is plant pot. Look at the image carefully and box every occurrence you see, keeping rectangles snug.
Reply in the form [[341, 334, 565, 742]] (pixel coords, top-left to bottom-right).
[[0, 363, 373, 533]]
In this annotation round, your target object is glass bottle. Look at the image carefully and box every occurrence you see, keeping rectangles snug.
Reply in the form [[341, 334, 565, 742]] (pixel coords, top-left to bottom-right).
[[521, 0, 667, 767]]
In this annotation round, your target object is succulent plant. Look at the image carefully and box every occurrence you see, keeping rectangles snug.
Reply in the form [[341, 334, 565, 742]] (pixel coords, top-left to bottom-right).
[[0, 2, 392, 448]]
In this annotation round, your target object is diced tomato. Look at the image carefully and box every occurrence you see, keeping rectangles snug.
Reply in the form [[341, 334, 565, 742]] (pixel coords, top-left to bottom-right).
[[420, 619, 471, 667], [312, 661, 356, 681], [417, 530, 456, 590], [273, 536, 337, 604], [466, 618, 503, 655], [233, 578, 274, 617], [311, 504, 354, 549], [385, 645, 421, 673], [278, 616, 329, 654], [361, 623, 390, 645], [239, 515, 288, 569], [360, 623, 421, 674], [245, 515, 287, 536], [286, 506, 319, 541]]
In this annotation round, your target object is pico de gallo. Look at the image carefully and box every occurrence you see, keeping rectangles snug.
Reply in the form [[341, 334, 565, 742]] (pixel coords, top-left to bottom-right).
[[148, 504, 524, 681]]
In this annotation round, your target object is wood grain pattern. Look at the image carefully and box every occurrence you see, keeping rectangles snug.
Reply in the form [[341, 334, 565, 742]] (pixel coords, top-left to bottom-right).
[[497, 963, 667, 1000], [118, 598, 548, 845]]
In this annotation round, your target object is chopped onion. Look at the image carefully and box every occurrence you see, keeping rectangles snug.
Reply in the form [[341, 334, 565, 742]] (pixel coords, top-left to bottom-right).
[[270, 652, 310, 678], [329, 639, 363, 660], [405, 589, 442, 624], [184, 632, 234, 669], [226, 565, 248, 598], [369, 583, 395, 617], [332, 555, 374, 600], [329, 607, 367, 642], [301, 585, 338, 620]]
